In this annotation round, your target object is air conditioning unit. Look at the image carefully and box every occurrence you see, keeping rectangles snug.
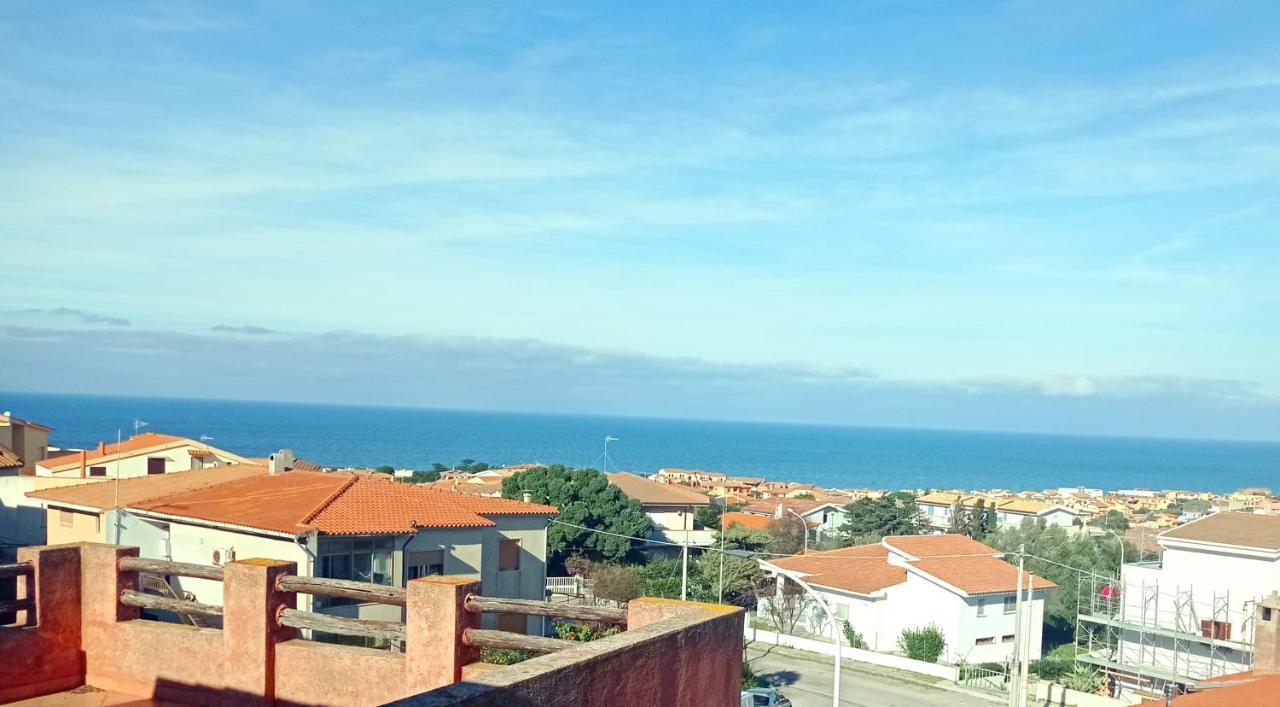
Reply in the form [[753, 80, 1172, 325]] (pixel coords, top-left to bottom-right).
[[211, 547, 236, 566]]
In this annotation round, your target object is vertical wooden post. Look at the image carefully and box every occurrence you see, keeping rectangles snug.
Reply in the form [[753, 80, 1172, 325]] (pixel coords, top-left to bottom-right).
[[405, 576, 482, 692]]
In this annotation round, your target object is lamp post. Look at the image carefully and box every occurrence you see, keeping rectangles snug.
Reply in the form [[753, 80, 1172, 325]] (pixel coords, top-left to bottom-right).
[[1103, 527, 1126, 574], [758, 559, 842, 707]]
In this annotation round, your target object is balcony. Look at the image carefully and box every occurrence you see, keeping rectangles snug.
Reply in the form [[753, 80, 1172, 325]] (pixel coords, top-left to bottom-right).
[[0, 543, 744, 706]]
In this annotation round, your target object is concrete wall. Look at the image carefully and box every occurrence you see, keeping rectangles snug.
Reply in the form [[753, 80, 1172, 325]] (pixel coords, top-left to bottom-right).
[[744, 625, 960, 681], [45, 507, 105, 545], [0, 475, 89, 557], [2, 543, 740, 707]]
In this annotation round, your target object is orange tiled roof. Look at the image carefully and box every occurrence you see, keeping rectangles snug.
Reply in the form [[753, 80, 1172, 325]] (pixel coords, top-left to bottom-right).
[[909, 555, 1057, 596], [607, 472, 711, 506], [0, 442, 21, 469], [26, 464, 270, 510], [883, 534, 1000, 558], [1138, 671, 1280, 706], [721, 512, 772, 531], [1160, 512, 1280, 551], [129, 470, 559, 536], [40, 433, 190, 471], [743, 498, 842, 515], [771, 544, 907, 595]]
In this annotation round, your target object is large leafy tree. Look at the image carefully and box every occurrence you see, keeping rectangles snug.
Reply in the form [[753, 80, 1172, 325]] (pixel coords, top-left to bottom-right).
[[839, 491, 925, 545], [501, 465, 652, 566]]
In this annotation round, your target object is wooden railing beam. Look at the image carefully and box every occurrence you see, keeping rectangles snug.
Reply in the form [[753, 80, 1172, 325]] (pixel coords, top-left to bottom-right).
[[278, 607, 405, 642], [464, 595, 626, 624], [120, 589, 223, 617], [276, 575, 406, 606], [119, 557, 225, 581], [463, 628, 577, 654]]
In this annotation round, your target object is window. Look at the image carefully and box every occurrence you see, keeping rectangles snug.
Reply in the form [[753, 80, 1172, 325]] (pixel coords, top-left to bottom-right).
[[975, 637, 995, 645], [89, 466, 107, 477], [317, 538, 395, 607], [1002, 634, 1015, 643], [1200, 620, 1232, 641], [147, 457, 166, 475], [498, 538, 521, 572], [59, 509, 74, 527], [1004, 596, 1016, 614], [1265, 608, 1274, 622], [407, 550, 444, 580], [976, 601, 986, 617]]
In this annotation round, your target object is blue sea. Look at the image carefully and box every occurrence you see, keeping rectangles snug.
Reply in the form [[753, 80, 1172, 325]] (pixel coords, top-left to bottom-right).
[[2, 391, 1277, 494]]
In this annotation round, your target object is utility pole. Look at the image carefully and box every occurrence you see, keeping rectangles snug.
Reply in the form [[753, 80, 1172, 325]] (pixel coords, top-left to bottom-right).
[[718, 525, 725, 603], [1019, 565, 1033, 707], [681, 503, 690, 601], [1009, 543, 1025, 707]]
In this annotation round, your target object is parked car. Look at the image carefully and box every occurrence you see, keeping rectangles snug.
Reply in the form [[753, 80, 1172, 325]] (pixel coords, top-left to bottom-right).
[[741, 687, 791, 707]]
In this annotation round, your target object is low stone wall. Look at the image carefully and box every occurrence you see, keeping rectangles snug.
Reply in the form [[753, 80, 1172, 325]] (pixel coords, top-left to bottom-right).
[[1034, 681, 1134, 707], [388, 598, 745, 707], [745, 625, 960, 681]]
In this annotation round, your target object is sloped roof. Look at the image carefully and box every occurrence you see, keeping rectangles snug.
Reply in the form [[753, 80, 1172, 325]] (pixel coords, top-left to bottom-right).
[[26, 464, 270, 510], [742, 498, 843, 516], [129, 470, 559, 536], [771, 544, 907, 595], [1138, 671, 1280, 706], [909, 555, 1057, 596], [607, 472, 710, 506], [1160, 512, 1280, 551], [883, 534, 999, 558], [0, 442, 21, 469], [0, 412, 52, 432], [39, 432, 246, 472], [721, 511, 772, 531], [771, 534, 1055, 598]]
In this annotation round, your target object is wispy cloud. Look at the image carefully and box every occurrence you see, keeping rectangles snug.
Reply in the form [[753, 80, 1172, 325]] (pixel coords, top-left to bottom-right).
[[210, 324, 278, 336], [21, 307, 130, 327]]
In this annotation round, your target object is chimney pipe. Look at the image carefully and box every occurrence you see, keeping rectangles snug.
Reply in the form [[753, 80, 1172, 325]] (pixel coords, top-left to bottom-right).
[[80, 450, 87, 479], [97, 441, 106, 455]]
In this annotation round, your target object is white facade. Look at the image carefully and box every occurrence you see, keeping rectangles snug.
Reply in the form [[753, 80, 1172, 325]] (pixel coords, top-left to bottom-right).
[[37, 440, 244, 478], [1079, 525, 1277, 698], [920, 501, 1081, 532], [766, 543, 1048, 665]]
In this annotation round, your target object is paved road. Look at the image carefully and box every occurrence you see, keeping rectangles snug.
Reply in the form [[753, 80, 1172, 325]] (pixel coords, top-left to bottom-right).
[[746, 645, 1002, 707]]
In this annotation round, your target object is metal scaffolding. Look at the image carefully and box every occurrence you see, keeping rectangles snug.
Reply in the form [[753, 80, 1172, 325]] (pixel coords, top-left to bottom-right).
[[1075, 567, 1257, 700]]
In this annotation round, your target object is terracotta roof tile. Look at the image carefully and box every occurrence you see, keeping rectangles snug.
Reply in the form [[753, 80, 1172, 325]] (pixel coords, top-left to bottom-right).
[[771, 544, 907, 595], [1160, 512, 1280, 551], [883, 534, 1000, 558], [37, 432, 246, 472], [743, 498, 843, 515], [0, 442, 21, 469], [721, 512, 773, 531], [1138, 671, 1280, 706], [909, 555, 1056, 596], [127, 470, 559, 536], [607, 472, 710, 505], [26, 464, 270, 510]]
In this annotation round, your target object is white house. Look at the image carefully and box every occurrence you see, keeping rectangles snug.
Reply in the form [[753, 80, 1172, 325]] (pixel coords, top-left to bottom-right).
[[607, 472, 716, 547], [916, 492, 1084, 532], [740, 498, 850, 544], [35, 432, 248, 478], [1077, 512, 1280, 699], [28, 464, 558, 637], [761, 534, 1055, 665]]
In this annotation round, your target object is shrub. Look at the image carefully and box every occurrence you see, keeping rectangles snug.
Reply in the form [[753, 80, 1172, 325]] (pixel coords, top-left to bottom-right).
[[897, 624, 947, 663], [742, 662, 761, 690], [591, 564, 645, 605], [480, 647, 536, 665], [841, 620, 868, 649], [1031, 656, 1071, 681], [1062, 664, 1104, 693], [555, 621, 621, 642]]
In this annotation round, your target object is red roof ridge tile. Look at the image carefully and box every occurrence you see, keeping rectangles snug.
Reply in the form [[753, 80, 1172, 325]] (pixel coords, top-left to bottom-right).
[[299, 472, 360, 526]]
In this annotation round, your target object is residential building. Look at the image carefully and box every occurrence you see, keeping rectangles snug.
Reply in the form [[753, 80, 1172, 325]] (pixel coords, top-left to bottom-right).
[[27, 465, 558, 632], [35, 431, 248, 478], [720, 511, 773, 532], [607, 472, 715, 547], [0, 411, 52, 475], [761, 534, 1055, 664], [741, 498, 850, 543], [1077, 512, 1280, 700], [916, 492, 1084, 532], [653, 467, 728, 490]]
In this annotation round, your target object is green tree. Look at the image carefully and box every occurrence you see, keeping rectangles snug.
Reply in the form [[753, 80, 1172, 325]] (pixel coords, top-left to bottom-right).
[[590, 564, 645, 605], [402, 470, 441, 484], [374, 465, 395, 474], [839, 492, 925, 545], [1099, 510, 1129, 531], [502, 465, 652, 567], [791, 492, 816, 500], [696, 502, 743, 530], [716, 525, 773, 553]]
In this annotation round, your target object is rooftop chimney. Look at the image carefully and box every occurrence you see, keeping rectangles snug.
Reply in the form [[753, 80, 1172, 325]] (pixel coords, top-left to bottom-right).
[[774, 503, 784, 520], [522, 491, 534, 504], [1255, 592, 1280, 675], [268, 449, 295, 475], [97, 441, 106, 455]]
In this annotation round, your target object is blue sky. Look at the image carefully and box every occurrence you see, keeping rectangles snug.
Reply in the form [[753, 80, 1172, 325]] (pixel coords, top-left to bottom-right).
[[2, 2, 1279, 440]]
